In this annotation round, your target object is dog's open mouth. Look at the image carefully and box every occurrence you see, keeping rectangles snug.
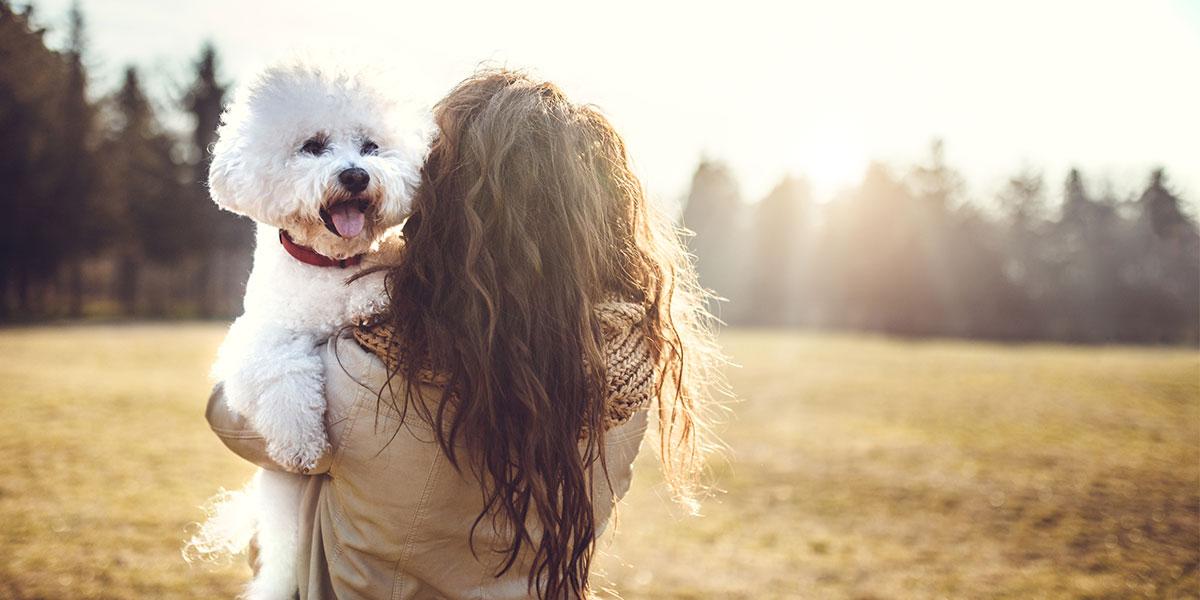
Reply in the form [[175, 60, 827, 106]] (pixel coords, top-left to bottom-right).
[[319, 198, 371, 238]]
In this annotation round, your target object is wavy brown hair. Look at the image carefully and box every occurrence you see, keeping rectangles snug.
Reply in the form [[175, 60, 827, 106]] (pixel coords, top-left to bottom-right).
[[376, 69, 723, 598]]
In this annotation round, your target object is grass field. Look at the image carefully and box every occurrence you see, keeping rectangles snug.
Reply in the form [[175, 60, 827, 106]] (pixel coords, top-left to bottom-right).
[[0, 325, 1197, 599]]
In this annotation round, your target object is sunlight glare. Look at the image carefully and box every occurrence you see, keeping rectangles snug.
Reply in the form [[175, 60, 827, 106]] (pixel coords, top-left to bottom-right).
[[794, 129, 869, 198]]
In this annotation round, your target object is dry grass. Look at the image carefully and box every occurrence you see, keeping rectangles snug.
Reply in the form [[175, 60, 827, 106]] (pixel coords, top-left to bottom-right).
[[0, 325, 1196, 599]]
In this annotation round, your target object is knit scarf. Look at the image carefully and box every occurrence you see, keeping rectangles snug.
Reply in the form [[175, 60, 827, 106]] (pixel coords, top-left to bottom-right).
[[352, 301, 655, 433]]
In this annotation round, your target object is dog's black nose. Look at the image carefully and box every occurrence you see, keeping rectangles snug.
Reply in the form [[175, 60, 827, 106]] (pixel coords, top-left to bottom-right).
[[338, 167, 370, 193]]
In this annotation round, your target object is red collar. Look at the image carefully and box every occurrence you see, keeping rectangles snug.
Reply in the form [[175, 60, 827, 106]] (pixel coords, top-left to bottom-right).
[[278, 229, 364, 268]]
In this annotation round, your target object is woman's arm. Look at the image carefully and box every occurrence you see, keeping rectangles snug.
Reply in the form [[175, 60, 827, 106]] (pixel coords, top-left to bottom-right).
[[205, 382, 333, 475]]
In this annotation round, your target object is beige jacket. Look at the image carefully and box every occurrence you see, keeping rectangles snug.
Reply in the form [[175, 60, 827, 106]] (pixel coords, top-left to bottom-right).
[[207, 329, 649, 599]]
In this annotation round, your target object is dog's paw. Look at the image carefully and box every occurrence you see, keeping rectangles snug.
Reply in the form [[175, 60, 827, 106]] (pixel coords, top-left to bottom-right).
[[266, 435, 330, 473]]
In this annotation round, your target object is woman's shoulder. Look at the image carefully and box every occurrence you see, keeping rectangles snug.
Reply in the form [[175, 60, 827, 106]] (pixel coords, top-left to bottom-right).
[[318, 333, 381, 424], [349, 322, 449, 388]]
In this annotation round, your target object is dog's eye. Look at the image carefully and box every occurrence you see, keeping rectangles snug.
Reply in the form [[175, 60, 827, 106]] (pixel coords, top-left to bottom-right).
[[300, 138, 327, 155], [360, 140, 379, 156]]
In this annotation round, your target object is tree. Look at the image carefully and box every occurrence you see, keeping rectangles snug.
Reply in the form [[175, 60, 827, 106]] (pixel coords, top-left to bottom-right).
[[1138, 169, 1195, 241], [186, 43, 225, 171], [1050, 169, 1125, 342], [184, 43, 252, 318], [680, 159, 748, 321], [100, 67, 187, 315], [906, 139, 972, 335], [818, 163, 940, 334], [996, 169, 1050, 336], [746, 176, 810, 326], [1126, 170, 1200, 342], [54, 1, 101, 317], [0, 1, 70, 316], [183, 44, 228, 316], [910, 142, 1032, 338], [908, 139, 965, 212], [998, 168, 1047, 230]]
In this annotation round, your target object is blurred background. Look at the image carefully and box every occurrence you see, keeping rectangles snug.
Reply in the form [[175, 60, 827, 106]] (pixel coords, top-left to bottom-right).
[[1, 1, 1197, 598]]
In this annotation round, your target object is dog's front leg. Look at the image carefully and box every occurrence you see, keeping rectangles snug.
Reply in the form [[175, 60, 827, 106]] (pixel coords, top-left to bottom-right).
[[217, 320, 330, 471]]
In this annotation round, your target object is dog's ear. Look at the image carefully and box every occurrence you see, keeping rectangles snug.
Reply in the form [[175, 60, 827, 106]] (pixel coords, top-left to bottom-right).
[[207, 120, 250, 217]]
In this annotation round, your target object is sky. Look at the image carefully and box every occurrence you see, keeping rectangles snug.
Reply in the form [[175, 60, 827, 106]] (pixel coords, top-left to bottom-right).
[[30, 0, 1200, 208]]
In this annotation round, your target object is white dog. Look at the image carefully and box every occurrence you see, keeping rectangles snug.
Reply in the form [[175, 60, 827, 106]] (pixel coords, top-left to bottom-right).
[[193, 61, 426, 599]]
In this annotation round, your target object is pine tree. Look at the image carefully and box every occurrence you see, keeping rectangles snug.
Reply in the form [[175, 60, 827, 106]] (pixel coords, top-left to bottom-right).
[[908, 139, 964, 212], [184, 43, 229, 317], [834, 163, 940, 334], [998, 168, 1046, 231], [1128, 169, 1200, 342], [997, 169, 1049, 336], [906, 140, 966, 334], [55, 1, 100, 317], [680, 159, 747, 321], [184, 43, 252, 318], [1138, 169, 1194, 240], [1052, 169, 1123, 341], [747, 176, 809, 326], [911, 142, 1028, 338], [0, 1, 70, 316], [102, 67, 186, 315]]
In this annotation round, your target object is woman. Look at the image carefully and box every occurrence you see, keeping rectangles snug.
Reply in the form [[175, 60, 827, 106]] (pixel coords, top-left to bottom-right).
[[207, 69, 722, 599]]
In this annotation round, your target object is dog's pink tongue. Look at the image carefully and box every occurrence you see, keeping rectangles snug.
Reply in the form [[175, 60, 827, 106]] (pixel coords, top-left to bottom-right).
[[330, 205, 365, 238]]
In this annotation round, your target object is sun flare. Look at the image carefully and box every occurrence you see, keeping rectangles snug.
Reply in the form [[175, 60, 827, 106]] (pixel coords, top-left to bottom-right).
[[793, 132, 869, 195]]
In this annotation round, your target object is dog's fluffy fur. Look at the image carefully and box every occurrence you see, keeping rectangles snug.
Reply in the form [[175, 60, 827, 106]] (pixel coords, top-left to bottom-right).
[[191, 60, 426, 600]]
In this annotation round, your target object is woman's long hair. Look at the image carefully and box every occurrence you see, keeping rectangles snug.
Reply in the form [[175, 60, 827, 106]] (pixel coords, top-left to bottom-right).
[[376, 69, 723, 598]]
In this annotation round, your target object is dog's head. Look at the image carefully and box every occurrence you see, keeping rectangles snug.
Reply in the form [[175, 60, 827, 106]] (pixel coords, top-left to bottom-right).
[[208, 60, 427, 259]]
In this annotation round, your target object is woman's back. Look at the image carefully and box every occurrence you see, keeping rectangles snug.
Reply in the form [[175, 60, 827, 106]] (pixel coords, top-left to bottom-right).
[[210, 327, 649, 599]]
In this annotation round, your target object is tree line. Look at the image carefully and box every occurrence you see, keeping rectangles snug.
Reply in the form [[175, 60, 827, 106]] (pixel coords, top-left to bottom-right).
[[2, 2, 1196, 344], [683, 141, 1199, 344], [0, 1, 251, 320]]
